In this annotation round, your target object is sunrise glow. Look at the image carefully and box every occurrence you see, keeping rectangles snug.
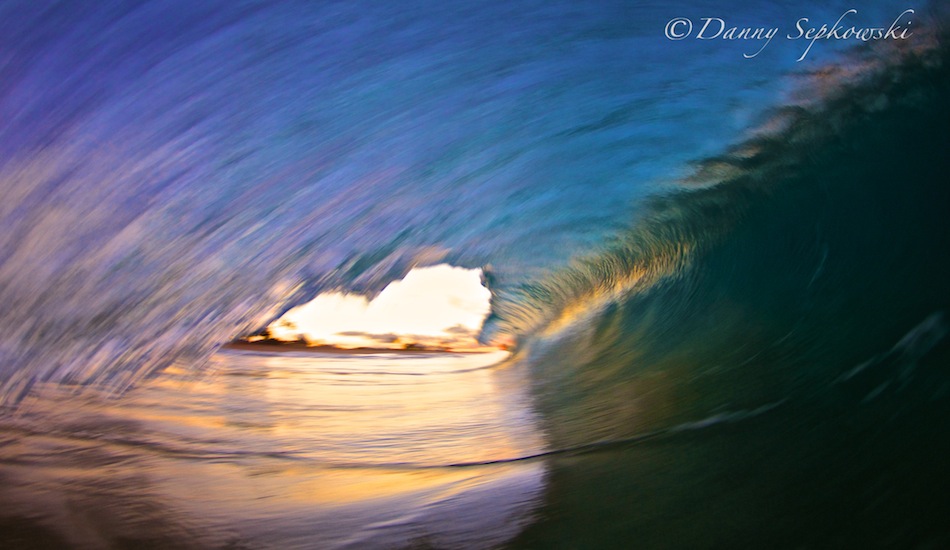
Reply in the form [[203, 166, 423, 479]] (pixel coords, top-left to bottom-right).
[[266, 264, 493, 350]]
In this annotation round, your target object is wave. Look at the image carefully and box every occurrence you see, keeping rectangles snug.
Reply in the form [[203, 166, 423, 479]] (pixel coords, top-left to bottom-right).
[[489, 23, 948, 345], [0, 0, 947, 414], [1, 0, 793, 401], [3, 3, 950, 546], [506, 27, 950, 448]]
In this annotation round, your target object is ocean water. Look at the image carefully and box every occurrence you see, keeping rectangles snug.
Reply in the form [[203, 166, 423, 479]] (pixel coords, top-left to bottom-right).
[[1, 349, 545, 548], [3, 0, 950, 548]]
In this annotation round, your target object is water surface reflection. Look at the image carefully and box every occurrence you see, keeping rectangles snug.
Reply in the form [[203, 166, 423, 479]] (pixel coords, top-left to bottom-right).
[[0, 350, 545, 549]]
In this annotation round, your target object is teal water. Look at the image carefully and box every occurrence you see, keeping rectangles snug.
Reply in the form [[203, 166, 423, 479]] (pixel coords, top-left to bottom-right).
[[509, 38, 950, 547]]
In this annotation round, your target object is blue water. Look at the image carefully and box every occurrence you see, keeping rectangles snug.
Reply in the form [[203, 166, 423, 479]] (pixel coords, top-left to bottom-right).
[[0, 0, 929, 392], [2, 0, 950, 547]]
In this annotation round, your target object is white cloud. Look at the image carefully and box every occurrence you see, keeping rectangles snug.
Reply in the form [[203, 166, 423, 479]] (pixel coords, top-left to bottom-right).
[[268, 264, 491, 348]]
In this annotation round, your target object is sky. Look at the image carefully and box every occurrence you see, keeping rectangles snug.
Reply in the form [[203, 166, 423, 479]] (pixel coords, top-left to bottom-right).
[[266, 264, 492, 349]]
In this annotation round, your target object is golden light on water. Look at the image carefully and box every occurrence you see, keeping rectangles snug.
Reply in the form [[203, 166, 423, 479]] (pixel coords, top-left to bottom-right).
[[2, 349, 545, 548]]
